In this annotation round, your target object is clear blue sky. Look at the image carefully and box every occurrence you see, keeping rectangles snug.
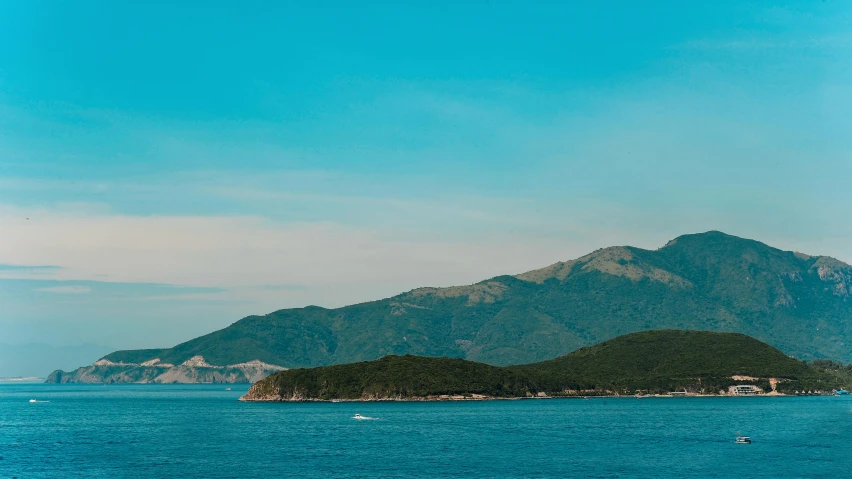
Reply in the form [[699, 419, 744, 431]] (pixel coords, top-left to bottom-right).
[[1, 1, 850, 373]]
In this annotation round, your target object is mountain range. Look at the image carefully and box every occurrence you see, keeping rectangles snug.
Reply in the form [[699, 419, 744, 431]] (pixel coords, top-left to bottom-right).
[[51, 231, 852, 383]]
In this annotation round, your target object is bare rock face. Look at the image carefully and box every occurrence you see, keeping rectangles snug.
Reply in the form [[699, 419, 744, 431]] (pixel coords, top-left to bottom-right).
[[403, 281, 509, 306], [515, 246, 692, 288], [94, 359, 133, 366], [811, 257, 852, 297], [180, 356, 216, 368], [240, 381, 286, 402], [140, 358, 174, 367], [45, 358, 287, 384]]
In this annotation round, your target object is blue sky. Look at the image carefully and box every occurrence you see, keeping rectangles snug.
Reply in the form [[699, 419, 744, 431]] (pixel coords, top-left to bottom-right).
[[1, 1, 851, 373]]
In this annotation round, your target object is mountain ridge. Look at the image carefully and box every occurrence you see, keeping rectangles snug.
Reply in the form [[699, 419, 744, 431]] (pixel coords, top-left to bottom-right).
[[80, 231, 852, 377]]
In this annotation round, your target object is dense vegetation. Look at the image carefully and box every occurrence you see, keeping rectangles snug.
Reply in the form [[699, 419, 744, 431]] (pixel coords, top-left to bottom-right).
[[246, 355, 535, 400], [106, 231, 852, 368], [513, 330, 814, 393], [244, 331, 852, 400], [776, 359, 852, 394]]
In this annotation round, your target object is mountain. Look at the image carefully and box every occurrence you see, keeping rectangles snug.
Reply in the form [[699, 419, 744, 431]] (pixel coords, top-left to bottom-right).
[[59, 231, 851, 383], [241, 331, 852, 401]]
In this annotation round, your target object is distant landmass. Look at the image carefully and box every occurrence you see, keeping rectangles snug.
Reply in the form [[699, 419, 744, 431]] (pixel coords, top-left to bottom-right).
[[46, 357, 285, 384], [50, 231, 852, 383], [241, 331, 852, 401]]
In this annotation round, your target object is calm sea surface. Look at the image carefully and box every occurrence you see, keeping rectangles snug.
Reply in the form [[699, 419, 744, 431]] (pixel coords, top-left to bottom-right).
[[1, 383, 850, 478]]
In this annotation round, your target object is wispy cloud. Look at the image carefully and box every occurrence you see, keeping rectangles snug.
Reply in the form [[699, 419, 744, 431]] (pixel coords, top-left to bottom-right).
[[675, 34, 852, 52], [0, 263, 60, 272], [0, 204, 629, 305], [35, 285, 92, 294], [7, 278, 229, 301], [0, 263, 62, 280]]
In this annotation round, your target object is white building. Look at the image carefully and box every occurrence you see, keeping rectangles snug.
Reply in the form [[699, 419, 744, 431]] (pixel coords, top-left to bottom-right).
[[729, 385, 761, 396]]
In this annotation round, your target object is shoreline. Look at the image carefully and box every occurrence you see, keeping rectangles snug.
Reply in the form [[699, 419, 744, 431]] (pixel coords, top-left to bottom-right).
[[239, 392, 846, 403]]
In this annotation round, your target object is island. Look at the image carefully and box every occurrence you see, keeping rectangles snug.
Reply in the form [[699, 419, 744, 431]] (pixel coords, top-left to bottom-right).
[[241, 330, 852, 401]]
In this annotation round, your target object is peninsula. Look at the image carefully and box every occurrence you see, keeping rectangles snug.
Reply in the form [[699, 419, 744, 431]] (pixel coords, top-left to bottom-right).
[[46, 357, 285, 384], [241, 330, 852, 401]]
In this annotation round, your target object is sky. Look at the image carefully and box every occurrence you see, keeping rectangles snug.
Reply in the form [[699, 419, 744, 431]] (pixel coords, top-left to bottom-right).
[[1, 1, 851, 375]]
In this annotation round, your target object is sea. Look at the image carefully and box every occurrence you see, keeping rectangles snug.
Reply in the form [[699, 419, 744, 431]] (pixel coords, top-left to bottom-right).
[[1, 383, 850, 478]]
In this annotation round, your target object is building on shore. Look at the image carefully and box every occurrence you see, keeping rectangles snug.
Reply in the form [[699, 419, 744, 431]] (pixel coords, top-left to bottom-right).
[[729, 385, 761, 396]]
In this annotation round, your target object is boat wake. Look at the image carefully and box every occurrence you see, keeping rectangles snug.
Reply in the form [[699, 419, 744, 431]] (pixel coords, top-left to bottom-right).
[[352, 414, 378, 420], [29, 399, 50, 403]]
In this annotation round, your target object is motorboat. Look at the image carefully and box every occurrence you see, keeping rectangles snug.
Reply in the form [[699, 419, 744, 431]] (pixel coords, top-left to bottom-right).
[[353, 413, 372, 420], [735, 436, 751, 444], [29, 399, 37, 403]]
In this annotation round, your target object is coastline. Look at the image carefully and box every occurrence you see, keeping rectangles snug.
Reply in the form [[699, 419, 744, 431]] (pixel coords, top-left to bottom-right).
[[237, 392, 831, 403]]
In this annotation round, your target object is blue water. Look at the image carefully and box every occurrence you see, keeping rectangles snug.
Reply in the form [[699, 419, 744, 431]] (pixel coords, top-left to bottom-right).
[[1, 384, 851, 478]]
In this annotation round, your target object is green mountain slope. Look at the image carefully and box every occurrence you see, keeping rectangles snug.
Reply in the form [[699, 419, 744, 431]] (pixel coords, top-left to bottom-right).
[[511, 330, 816, 392], [242, 331, 851, 400], [105, 231, 852, 368], [519, 330, 812, 379]]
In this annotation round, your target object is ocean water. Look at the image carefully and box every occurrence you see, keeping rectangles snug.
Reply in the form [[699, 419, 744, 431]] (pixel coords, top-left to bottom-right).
[[1, 384, 850, 478]]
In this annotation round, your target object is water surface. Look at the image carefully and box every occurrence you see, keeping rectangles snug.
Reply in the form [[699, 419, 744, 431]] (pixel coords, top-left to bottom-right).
[[1, 384, 850, 478]]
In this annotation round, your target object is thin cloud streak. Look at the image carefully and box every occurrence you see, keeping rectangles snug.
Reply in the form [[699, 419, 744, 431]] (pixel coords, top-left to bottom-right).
[[35, 285, 92, 294], [675, 34, 852, 51], [0, 263, 61, 271]]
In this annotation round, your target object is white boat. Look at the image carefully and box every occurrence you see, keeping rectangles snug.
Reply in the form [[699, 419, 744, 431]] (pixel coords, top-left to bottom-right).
[[29, 399, 37, 403], [353, 413, 372, 420], [225, 388, 231, 391], [735, 436, 751, 444]]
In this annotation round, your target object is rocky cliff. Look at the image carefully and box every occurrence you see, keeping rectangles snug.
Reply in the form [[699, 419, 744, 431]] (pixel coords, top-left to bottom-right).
[[45, 356, 286, 384]]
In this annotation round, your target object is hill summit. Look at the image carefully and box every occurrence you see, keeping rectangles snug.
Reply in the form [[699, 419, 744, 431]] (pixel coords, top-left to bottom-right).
[[87, 231, 852, 375]]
